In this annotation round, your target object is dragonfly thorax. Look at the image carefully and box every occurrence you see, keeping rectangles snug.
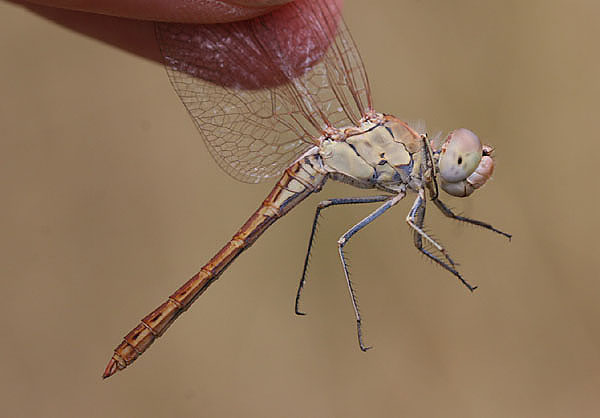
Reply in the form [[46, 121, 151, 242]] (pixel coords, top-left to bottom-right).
[[319, 115, 425, 194]]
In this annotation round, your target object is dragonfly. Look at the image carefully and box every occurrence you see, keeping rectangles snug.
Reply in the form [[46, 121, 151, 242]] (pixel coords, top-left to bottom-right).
[[103, 0, 511, 378]]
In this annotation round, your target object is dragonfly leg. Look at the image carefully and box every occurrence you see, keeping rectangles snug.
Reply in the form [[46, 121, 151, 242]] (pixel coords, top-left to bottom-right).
[[296, 195, 391, 315], [433, 198, 512, 240], [337, 192, 405, 351], [407, 190, 478, 292]]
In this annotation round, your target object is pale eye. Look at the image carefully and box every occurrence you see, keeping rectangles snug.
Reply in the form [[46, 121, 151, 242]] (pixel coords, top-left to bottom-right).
[[438, 128, 483, 182]]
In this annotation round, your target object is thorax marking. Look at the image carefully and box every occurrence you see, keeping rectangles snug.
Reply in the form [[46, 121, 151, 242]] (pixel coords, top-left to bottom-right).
[[318, 116, 423, 193]]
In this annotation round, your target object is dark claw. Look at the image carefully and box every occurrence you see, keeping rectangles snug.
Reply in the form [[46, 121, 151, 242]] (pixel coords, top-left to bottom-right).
[[453, 269, 478, 292], [356, 319, 373, 351], [458, 275, 477, 292]]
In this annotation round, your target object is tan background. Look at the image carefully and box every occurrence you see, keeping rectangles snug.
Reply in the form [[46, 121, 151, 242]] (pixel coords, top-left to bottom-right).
[[2, 0, 599, 417]]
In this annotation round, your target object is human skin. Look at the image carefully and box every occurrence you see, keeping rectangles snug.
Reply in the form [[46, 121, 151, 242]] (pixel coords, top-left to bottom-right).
[[9, 0, 342, 90], [7, 0, 295, 61]]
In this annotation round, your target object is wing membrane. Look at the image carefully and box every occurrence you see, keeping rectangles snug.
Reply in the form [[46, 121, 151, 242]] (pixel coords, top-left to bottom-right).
[[156, 0, 372, 183]]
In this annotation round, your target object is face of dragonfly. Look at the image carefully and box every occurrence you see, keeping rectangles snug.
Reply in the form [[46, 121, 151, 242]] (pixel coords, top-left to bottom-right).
[[433, 128, 495, 198]]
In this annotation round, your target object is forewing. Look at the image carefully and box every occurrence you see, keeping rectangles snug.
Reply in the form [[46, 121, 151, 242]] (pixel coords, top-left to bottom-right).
[[156, 0, 372, 183]]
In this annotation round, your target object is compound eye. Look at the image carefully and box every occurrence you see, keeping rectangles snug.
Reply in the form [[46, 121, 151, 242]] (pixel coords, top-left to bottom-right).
[[438, 128, 483, 182]]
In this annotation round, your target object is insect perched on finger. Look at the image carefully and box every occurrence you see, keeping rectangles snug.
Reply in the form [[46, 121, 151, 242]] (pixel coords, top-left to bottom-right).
[[103, 0, 511, 378]]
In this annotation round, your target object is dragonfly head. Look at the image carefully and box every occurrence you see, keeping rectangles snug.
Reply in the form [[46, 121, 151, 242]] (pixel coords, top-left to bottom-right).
[[433, 128, 494, 198]]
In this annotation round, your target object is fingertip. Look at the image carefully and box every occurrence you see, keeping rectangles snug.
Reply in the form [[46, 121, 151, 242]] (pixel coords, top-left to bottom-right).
[[16, 0, 293, 24], [226, 0, 292, 7]]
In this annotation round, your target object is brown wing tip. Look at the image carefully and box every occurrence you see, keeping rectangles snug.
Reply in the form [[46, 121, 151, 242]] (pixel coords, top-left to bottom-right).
[[102, 358, 120, 379]]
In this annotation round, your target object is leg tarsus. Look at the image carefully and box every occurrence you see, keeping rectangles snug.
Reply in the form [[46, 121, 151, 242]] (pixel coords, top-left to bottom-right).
[[421, 247, 478, 292], [433, 198, 512, 240], [407, 192, 478, 292], [357, 319, 372, 352]]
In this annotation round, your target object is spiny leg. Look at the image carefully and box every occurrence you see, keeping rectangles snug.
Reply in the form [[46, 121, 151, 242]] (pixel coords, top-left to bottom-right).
[[433, 198, 512, 240], [407, 190, 477, 292], [337, 192, 405, 351], [408, 190, 457, 268], [296, 195, 391, 315]]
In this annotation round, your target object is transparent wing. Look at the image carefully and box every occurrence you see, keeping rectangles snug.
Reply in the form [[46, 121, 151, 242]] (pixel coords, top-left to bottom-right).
[[156, 0, 372, 183]]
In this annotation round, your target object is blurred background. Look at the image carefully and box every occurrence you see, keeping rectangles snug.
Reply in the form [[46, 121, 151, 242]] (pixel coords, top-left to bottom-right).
[[1, 0, 599, 417]]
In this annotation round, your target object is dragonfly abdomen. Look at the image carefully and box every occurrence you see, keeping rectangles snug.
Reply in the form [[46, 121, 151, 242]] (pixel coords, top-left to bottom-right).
[[103, 149, 328, 378]]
